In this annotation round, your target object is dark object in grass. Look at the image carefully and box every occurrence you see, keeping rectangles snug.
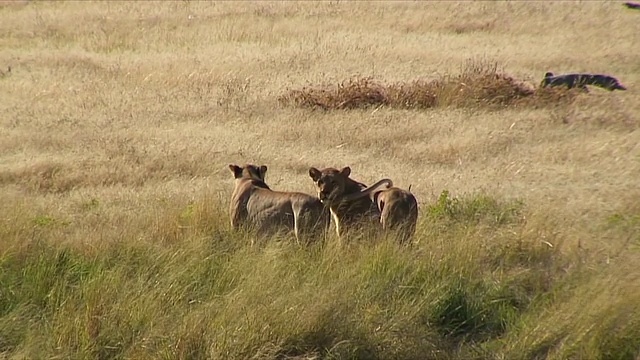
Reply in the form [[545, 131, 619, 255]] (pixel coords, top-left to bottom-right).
[[623, 2, 640, 9], [540, 72, 627, 92]]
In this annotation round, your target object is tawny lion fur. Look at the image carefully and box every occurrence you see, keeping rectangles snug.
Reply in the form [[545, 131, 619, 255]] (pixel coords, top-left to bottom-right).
[[343, 178, 419, 244], [308, 166, 382, 238], [229, 164, 329, 244]]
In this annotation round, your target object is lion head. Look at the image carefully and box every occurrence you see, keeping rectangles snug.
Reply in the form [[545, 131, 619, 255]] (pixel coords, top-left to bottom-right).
[[308, 166, 366, 203], [229, 164, 268, 182]]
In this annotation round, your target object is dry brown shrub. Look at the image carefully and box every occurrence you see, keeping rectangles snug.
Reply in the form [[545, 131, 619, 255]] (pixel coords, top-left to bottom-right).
[[278, 77, 390, 110], [278, 61, 579, 111], [385, 80, 438, 109]]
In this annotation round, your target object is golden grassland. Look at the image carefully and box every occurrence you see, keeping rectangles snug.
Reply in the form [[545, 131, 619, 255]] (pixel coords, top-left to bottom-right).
[[0, 1, 639, 359]]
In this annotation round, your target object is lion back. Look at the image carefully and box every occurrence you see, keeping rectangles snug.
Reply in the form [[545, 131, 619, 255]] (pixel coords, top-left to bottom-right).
[[378, 188, 418, 242]]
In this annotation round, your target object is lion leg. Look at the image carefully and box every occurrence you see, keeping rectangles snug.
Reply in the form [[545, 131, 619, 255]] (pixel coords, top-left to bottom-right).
[[293, 216, 302, 245], [291, 203, 309, 245], [379, 204, 395, 240]]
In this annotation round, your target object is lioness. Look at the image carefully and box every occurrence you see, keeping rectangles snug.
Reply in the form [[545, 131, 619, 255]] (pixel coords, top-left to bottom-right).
[[229, 164, 329, 244], [342, 179, 419, 244], [308, 166, 381, 238]]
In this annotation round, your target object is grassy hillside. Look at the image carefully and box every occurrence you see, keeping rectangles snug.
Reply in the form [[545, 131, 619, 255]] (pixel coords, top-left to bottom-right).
[[1, 1, 639, 359]]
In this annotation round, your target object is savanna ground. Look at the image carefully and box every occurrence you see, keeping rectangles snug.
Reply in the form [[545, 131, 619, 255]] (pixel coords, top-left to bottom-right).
[[1, 1, 639, 359]]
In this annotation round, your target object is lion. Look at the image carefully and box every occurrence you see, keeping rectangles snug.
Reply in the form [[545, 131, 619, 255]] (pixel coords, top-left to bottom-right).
[[229, 164, 330, 244], [308, 166, 382, 238], [342, 178, 419, 244]]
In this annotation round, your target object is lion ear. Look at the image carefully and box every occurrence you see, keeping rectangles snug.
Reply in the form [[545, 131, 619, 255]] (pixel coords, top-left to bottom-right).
[[340, 166, 351, 177], [229, 164, 243, 178], [309, 167, 321, 181], [259, 165, 268, 180]]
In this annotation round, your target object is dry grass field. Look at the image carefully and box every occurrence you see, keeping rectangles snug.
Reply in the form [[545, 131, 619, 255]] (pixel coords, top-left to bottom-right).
[[1, 1, 639, 359]]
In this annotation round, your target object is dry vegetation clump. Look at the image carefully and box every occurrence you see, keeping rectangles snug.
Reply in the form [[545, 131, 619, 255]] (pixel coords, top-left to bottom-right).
[[278, 62, 580, 111], [279, 76, 394, 111]]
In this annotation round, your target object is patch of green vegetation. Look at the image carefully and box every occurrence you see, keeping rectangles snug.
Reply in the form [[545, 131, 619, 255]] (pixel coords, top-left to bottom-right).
[[606, 212, 640, 234], [32, 215, 57, 227], [81, 198, 100, 211], [603, 211, 640, 251], [426, 189, 524, 226], [0, 194, 638, 359]]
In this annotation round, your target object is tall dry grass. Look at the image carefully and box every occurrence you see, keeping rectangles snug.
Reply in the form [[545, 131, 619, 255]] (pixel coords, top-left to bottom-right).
[[1, 1, 639, 359]]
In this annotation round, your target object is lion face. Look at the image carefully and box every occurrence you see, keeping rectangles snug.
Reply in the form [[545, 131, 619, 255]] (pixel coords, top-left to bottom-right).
[[229, 164, 267, 182], [308, 166, 351, 203]]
